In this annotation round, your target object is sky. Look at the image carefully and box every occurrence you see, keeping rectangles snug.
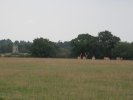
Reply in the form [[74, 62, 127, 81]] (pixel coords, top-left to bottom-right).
[[0, 0, 133, 42]]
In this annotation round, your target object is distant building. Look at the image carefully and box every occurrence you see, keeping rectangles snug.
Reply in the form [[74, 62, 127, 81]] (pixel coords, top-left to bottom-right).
[[12, 44, 19, 53]]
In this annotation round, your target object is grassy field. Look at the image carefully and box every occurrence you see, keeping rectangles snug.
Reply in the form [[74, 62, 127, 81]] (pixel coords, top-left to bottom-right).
[[0, 58, 133, 100]]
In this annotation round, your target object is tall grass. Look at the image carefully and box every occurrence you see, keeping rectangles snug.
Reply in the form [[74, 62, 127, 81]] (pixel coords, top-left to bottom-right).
[[0, 58, 133, 100]]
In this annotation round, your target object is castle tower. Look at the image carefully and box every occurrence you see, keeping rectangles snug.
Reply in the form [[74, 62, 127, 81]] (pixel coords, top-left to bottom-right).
[[12, 44, 19, 54]]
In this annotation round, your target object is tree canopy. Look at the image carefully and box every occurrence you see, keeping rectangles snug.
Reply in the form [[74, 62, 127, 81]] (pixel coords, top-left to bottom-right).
[[31, 38, 57, 57], [71, 34, 97, 58], [98, 31, 120, 58], [0, 30, 133, 59], [70, 31, 121, 59]]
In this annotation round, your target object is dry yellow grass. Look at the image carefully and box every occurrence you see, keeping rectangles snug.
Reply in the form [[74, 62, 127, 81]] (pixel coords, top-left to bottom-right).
[[0, 58, 133, 100]]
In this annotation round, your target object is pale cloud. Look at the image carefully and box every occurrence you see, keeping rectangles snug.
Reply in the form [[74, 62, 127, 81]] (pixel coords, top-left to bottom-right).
[[0, 0, 133, 42]]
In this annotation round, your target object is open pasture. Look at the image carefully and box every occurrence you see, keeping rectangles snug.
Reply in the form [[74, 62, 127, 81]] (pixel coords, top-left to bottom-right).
[[0, 58, 133, 100]]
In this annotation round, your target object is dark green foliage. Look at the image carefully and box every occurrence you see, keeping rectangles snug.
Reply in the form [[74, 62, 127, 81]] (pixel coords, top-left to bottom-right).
[[31, 38, 57, 57], [71, 34, 97, 58], [14, 40, 32, 53], [56, 41, 71, 58], [0, 39, 32, 54], [0, 30, 133, 59], [70, 31, 120, 59], [112, 42, 133, 59], [0, 39, 13, 53], [56, 48, 71, 58], [98, 30, 120, 58], [57, 41, 71, 49], [18, 41, 32, 53]]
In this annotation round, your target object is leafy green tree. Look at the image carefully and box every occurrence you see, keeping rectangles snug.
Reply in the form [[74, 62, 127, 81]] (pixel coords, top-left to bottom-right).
[[0, 39, 13, 53], [14, 40, 19, 45], [71, 34, 97, 58], [112, 42, 133, 59], [56, 41, 71, 58], [57, 41, 71, 48], [31, 38, 57, 57], [18, 41, 32, 53], [13, 40, 32, 53], [98, 30, 120, 58]]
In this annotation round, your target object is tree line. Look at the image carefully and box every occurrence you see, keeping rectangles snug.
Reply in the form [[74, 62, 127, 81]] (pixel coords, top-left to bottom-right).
[[0, 30, 133, 59], [0, 39, 32, 53]]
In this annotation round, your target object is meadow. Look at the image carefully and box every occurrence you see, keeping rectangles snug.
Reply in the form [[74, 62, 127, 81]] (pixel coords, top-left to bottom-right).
[[0, 58, 133, 100]]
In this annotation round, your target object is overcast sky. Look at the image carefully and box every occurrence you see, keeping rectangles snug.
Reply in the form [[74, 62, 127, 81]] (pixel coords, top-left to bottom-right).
[[0, 0, 133, 42]]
